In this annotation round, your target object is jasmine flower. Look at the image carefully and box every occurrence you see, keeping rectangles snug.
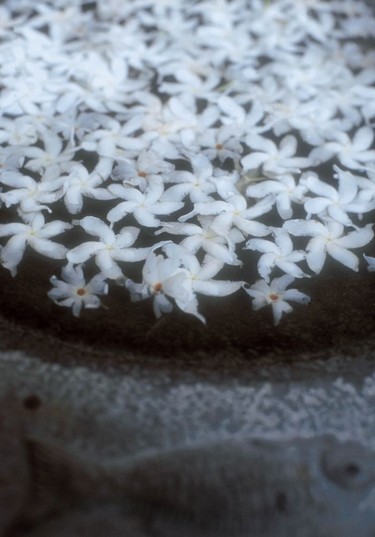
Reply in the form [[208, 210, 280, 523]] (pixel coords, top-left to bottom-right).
[[301, 168, 375, 226], [309, 127, 375, 170], [217, 96, 263, 135], [284, 219, 374, 274], [0, 171, 63, 214], [244, 275, 310, 326], [156, 216, 243, 266], [67, 216, 151, 279], [161, 154, 216, 203], [242, 134, 311, 177], [112, 151, 175, 191], [107, 182, 184, 228], [21, 129, 75, 174], [0, 116, 38, 146], [198, 125, 244, 165], [48, 264, 108, 317], [158, 68, 221, 101], [0, 213, 71, 276], [163, 243, 243, 322], [62, 158, 115, 215], [245, 229, 308, 281], [246, 173, 308, 220], [126, 251, 193, 319], [80, 116, 145, 159], [180, 194, 273, 238]]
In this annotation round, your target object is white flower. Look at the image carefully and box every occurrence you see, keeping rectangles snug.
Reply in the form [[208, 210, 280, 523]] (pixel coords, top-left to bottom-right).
[[301, 168, 375, 226], [242, 134, 311, 177], [217, 97, 264, 137], [245, 229, 308, 281], [180, 194, 273, 238], [163, 243, 243, 322], [141, 96, 218, 159], [198, 125, 243, 164], [21, 129, 75, 173], [244, 275, 310, 326], [246, 173, 308, 220], [80, 116, 145, 158], [112, 151, 174, 190], [309, 127, 375, 170], [158, 67, 220, 101], [62, 158, 115, 215], [161, 154, 216, 203], [0, 146, 25, 172], [67, 216, 150, 279], [126, 251, 192, 319], [0, 170, 63, 214], [107, 182, 184, 227], [48, 264, 108, 317], [0, 213, 71, 276], [284, 219, 374, 274], [0, 116, 38, 146], [156, 216, 243, 266]]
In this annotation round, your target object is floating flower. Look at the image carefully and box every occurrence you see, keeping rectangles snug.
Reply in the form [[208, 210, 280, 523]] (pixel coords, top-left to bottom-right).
[[242, 134, 311, 177], [0, 170, 63, 214], [48, 264, 108, 317], [245, 229, 308, 281], [61, 158, 115, 215], [284, 219, 374, 274], [67, 217, 151, 279], [244, 275, 310, 326], [245, 173, 308, 220], [125, 251, 194, 319], [0, 213, 71, 276], [301, 168, 375, 226], [309, 127, 375, 170], [107, 182, 184, 228]]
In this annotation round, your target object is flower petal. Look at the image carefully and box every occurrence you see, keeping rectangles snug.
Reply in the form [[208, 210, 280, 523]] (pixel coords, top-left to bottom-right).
[[0, 235, 27, 275], [306, 236, 326, 273], [67, 242, 102, 264], [79, 216, 115, 243], [29, 238, 67, 259], [326, 243, 359, 271], [193, 279, 242, 297]]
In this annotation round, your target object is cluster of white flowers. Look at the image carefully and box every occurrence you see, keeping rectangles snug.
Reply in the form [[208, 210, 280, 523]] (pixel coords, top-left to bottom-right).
[[0, 0, 374, 326]]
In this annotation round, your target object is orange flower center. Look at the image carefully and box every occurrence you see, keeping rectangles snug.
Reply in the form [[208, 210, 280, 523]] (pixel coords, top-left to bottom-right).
[[269, 293, 279, 301], [153, 282, 163, 293], [76, 288, 87, 296]]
